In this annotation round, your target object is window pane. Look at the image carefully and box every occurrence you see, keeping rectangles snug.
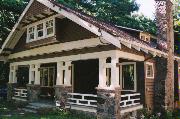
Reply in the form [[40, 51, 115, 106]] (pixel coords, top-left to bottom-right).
[[122, 64, 135, 90], [146, 64, 153, 78], [29, 33, 34, 40], [46, 20, 53, 28], [38, 31, 43, 37], [47, 27, 53, 35], [37, 23, 43, 30]]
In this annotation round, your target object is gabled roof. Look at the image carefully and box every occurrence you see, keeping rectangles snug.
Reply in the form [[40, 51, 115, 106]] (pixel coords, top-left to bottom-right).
[[1, 0, 179, 60]]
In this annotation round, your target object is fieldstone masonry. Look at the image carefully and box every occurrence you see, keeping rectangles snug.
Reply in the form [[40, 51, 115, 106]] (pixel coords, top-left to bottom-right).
[[54, 85, 72, 106], [7, 83, 17, 101], [26, 84, 41, 102], [97, 87, 121, 119]]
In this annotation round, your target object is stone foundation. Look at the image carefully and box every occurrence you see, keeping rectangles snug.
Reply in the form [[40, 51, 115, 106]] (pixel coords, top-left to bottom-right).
[[54, 85, 72, 106], [26, 84, 41, 102], [7, 83, 17, 101], [97, 87, 121, 119]]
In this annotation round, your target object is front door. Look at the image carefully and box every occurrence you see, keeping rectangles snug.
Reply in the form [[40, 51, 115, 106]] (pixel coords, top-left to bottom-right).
[[17, 66, 29, 87], [40, 67, 56, 87]]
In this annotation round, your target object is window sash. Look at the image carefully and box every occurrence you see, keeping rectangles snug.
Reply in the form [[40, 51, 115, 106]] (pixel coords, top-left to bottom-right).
[[26, 18, 55, 43], [146, 63, 154, 78]]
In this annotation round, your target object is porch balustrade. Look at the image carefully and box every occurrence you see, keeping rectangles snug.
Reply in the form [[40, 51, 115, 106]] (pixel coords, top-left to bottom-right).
[[12, 88, 28, 101], [120, 93, 141, 108], [68, 93, 97, 108], [67, 92, 142, 113]]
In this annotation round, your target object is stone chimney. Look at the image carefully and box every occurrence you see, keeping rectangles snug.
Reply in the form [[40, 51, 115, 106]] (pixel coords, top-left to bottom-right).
[[155, 0, 175, 111]]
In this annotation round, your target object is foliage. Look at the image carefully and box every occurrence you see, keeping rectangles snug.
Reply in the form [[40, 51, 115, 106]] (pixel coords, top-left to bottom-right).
[[137, 108, 176, 119], [0, 62, 9, 84], [56, 0, 157, 35], [0, 0, 28, 45]]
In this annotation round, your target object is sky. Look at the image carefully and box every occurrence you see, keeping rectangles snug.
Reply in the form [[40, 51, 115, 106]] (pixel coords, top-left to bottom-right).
[[136, 0, 156, 19]]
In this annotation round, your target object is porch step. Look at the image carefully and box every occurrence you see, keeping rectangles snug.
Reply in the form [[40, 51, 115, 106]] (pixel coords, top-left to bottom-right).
[[22, 102, 55, 114], [21, 108, 37, 113]]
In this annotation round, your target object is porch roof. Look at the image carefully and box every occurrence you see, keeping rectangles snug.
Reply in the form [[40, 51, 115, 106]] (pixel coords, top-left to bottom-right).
[[0, 0, 179, 61]]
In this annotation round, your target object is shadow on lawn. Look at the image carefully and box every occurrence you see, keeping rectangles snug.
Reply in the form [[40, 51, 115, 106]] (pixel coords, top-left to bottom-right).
[[0, 99, 95, 119]]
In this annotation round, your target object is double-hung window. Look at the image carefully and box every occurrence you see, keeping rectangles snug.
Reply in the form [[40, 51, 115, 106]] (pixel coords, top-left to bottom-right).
[[27, 26, 35, 42], [37, 23, 44, 38], [46, 20, 54, 36], [26, 18, 55, 43]]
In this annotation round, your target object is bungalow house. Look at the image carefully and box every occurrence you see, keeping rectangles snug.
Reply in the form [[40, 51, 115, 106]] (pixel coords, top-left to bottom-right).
[[0, 0, 179, 118]]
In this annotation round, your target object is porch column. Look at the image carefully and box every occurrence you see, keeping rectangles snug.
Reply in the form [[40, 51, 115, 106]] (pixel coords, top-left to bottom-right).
[[27, 64, 41, 102], [29, 64, 35, 85], [64, 61, 72, 86], [98, 58, 107, 88], [111, 57, 119, 88], [54, 61, 72, 104], [34, 64, 40, 85], [7, 65, 18, 101], [97, 57, 121, 119], [56, 62, 63, 85], [9, 65, 18, 83]]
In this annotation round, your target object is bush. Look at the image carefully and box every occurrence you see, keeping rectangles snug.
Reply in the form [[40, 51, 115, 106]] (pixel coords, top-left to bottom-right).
[[137, 108, 176, 119]]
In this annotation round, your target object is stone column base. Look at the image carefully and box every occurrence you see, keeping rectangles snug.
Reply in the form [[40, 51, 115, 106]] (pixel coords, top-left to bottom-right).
[[54, 85, 72, 106], [26, 84, 41, 102], [7, 83, 17, 101], [97, 87, 121, 119]]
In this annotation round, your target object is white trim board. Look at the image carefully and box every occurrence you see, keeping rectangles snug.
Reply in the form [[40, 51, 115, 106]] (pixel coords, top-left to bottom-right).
[[10, 50, 144, 66], [8, 38, 103, 59]]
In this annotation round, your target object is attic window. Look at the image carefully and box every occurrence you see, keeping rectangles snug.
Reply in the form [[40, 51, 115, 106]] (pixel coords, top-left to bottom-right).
[[26, 17, 55, 43], [140, 33, 150, 43], [46, 20, 54, 36], [28, 26, 35, 41], [37, 23, 44, 38]]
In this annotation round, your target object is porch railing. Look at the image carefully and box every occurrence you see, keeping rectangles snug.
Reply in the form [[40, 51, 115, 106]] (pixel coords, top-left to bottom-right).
[[120, 93, 141, 108], [12, 88, 28, 101], [68, 93, 97, 108]]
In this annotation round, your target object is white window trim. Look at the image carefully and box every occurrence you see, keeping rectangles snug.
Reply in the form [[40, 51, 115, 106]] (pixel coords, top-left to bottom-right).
[[36, 23, 45, 39], [27, 26, 35, 42], [145, 62, 154, 79], [120, 62, 137, 92], [26, 17, 55, 43]]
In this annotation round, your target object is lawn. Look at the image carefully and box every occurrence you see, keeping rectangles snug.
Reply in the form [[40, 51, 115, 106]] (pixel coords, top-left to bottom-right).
[[0, 99, 95, 119]]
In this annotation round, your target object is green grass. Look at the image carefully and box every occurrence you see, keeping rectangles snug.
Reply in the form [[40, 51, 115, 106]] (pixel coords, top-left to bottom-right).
[[0, 100, 95, 119]]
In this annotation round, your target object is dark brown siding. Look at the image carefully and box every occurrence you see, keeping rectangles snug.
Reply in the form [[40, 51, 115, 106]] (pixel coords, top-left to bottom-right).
[[137, 62, 145, 106], [56, 18, 97, 42], [23, 1, 50, 20], [13, 18, 98, 53], [145, 59, 156, 111]]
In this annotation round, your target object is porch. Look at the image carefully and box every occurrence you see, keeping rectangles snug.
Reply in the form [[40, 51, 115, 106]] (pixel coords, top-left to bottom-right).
[[8, 50, 145, 116]]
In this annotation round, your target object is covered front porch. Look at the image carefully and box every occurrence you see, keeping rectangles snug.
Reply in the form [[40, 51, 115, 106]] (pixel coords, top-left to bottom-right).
[[8, 50, 145, 116]]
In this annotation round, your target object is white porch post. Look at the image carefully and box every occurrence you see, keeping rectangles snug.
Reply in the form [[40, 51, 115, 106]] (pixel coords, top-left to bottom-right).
[[29, 64, 35, 84], [34, 64, 40, 85], [56, 62, 63, 85], [11, 65, 18, 83], [110, 57, 119, 88], [64, 61, 72, 86], [98, 58, 107, 88], [9, 65, 18, 83]]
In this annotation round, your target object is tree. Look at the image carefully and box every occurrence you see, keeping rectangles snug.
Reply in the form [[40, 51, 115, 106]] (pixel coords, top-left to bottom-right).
[[0, 0, 28, 45], [56, 0, 157, 35]]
